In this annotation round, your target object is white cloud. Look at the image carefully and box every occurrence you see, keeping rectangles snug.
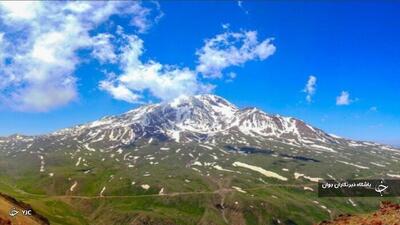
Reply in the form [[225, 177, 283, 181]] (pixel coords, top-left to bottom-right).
[[91, 33, 117, 64], [228, 72, 237, 79], [99, 79, 140, 103], [102, 29, 274, 102], [0, 32, 5, 69], [196, 30, 276, 78], [0, 1, 162, 111], [127, 1, 164, 33], [1, 2, 274, 109], [237, 1, 249, 14], [0, 1, 40, 21], [303, 75, 317, 103], [8, 78, 78, 112], [99, 33, 214, 103], [221, 23, 230, 30], [336, 91, 352, 106]]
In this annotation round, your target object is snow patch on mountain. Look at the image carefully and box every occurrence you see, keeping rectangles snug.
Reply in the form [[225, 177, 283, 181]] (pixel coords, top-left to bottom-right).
[[233, 161, 288, 181]]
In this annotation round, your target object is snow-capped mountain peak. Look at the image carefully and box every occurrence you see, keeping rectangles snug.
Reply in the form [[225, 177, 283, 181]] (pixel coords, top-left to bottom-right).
[[51, 94, 342, 143], [6, 94, 395, 154]]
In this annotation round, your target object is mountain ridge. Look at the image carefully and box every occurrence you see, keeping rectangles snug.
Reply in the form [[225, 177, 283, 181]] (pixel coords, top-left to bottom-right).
[[0, 94, 398, 153]]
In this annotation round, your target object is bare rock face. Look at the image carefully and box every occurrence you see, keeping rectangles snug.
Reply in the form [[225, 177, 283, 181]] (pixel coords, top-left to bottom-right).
[[316, 201, 400, 225], [0, 217, 11, 225]]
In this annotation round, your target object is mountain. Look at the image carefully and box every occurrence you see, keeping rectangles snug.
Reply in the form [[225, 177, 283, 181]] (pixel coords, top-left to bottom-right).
[[2, 94, 394, 153], [0, 94, 399, 225], [49, 93, 353, 148]]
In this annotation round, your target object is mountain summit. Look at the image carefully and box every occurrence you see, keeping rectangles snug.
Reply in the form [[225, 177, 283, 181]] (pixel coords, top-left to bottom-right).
[[42, 94, 393, 153]]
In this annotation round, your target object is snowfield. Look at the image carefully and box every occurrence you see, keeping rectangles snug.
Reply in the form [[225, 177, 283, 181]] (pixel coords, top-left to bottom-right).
[[232, 162, 288, 181]]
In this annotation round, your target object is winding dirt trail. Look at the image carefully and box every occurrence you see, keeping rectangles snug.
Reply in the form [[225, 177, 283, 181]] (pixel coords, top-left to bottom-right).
[[8, 183, 313, 200]]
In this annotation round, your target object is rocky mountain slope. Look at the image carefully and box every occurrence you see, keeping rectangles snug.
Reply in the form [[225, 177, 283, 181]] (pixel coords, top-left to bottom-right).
[[317, 201, 400, 225], [1, 94, 397, 155]]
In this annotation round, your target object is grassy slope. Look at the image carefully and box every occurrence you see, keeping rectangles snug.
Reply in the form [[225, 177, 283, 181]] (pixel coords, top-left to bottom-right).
[[0, 177, 399, 225], [0, 139, 399, 225]]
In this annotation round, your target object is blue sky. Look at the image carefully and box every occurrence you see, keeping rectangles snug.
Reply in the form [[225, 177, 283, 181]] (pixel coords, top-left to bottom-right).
[[0, 1, 399, 145]]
